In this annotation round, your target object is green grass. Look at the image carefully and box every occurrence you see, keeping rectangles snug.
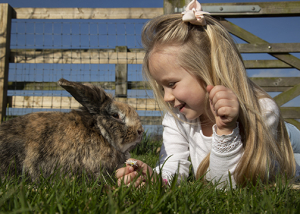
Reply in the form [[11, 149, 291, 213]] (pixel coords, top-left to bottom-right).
[[0, 133, 300, 213]]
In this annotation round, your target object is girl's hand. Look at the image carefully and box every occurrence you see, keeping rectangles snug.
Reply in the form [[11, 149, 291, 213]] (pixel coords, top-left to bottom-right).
[[207, 85, 239, 135], [115, 158, 153, 187]]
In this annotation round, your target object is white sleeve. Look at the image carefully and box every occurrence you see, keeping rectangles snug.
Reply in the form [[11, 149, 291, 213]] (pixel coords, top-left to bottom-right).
[[154, 112, 191, 183], [207, 124, 243, 187]]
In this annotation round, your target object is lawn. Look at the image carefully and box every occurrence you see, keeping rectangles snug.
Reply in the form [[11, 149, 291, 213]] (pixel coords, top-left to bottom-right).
[[0, 133, 300, 213]]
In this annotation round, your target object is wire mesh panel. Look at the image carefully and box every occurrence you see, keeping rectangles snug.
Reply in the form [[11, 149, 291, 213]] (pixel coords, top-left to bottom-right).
[[8, 19, 163, 135]]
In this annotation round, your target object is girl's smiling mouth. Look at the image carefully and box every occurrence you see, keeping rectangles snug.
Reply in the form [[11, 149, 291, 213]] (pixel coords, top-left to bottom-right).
[[176, 103, 186, 112]]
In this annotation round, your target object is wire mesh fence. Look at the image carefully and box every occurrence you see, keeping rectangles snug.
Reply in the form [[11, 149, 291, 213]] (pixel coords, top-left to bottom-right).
[[8, 19, 163, 135], [4, 3, 300, 132]]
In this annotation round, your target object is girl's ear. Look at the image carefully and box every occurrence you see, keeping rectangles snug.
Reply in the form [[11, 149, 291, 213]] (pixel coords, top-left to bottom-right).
[[58, 78, 110, 114]]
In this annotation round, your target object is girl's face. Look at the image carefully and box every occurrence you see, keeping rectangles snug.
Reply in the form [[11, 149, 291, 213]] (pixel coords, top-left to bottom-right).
[[149, 47, 207, 120]]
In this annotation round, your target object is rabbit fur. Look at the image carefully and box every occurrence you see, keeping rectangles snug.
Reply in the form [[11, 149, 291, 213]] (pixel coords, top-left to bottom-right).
[[0, 78, 144, 180]]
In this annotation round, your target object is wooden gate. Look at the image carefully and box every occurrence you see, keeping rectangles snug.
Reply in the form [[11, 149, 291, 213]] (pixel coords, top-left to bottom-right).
[[0, 1, 299, 131]]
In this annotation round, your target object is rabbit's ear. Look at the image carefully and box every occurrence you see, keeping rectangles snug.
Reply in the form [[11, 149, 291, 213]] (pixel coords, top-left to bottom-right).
[[58, 78, 111, 114]]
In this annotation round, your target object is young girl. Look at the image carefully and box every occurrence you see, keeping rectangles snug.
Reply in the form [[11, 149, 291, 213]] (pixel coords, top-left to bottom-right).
[[116, 0, 300, 187]]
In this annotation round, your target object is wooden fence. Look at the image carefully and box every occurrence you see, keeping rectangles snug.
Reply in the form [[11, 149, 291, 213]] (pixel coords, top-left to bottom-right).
[[0, 1, 300, 130]]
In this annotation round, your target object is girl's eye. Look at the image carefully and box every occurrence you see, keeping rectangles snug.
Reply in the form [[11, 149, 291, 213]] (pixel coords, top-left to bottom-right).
[[112, 113, 120, 119], [168, 82, 176, 87]]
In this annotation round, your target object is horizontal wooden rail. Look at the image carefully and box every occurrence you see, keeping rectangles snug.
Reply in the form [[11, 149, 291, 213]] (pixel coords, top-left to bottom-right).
[[237, 43, 300, 53], [13, 8, 164, 19], [280, 107, 300, 119], [11, 2, 300, 20], [7, 96, 160, 111], [7, 77, 300, 92], [6, 95, 299, 120], [251, 77, 300, 92], [7, 81, 148, 91], [10, 47, 300, 66], [244, 60, 292, 69], [140, 116, 162, 126], [10, 49, 145, 64]]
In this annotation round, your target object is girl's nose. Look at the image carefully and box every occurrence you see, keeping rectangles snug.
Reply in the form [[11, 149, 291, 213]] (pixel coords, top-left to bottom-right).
[[163, 89, 175, 103]]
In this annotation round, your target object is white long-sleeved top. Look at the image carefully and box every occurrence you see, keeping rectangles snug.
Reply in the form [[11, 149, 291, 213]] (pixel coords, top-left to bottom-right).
[[154, 98, 283, 186]]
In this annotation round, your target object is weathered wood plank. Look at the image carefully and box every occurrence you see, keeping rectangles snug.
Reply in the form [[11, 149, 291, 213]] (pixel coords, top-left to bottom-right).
[[7, 81, 152, 90], [0, 4, 13, 123], [116, 97, 160, 111], [274, 83, 300, 106], [7, 83, 290, 93], [259, 87, 293, 92], [244, 60, 292, 69], [237, 43, 300, 53], [12, 2, 300, 20], [8, 96, 160, 111], [115, 46, 128, 98], [10, 49, 144, 64], [1, 113, 162, 126], [8, 78, 299, 92], [8, 95, 300, 115], [7, 97, 300, 125], [220, 19, 300, 70], [7, 81, 116, 90], [6, 95, 300, 125], [5, 83, 291, 93], [270, 54, 300, 71], [9, 49, 298, 69], [250, 77, 300, 87], [140, 116, 162, 126], [220, 20, 270, 45], [280, 107, 300, 119], [127, 81, 151, 90], [14, 7, 164, 19]]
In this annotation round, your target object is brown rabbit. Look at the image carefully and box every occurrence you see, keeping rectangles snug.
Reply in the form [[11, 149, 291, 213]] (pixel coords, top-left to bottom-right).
[[0, 78, 144, 181]]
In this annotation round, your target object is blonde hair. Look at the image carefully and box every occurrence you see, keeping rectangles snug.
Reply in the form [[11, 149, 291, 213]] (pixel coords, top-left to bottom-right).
[[142, 14, 295, 185]]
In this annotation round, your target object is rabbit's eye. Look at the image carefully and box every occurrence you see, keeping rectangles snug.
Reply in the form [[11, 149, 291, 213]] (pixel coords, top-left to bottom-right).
[[112, 113, 120, 119]]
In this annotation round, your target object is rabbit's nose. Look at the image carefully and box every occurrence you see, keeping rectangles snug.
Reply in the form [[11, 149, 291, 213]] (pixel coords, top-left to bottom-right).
[[137, 128, 143, 136]]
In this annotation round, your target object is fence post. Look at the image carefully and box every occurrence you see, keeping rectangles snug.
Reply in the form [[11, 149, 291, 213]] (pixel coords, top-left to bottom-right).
[[115, 46, 128, 98], [0, 4, 14, 122], [163, 0, 190, 14]]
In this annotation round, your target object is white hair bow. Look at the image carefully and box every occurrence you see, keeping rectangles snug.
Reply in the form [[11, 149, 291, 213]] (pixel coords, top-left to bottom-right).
[[182, 0, 210, 26]]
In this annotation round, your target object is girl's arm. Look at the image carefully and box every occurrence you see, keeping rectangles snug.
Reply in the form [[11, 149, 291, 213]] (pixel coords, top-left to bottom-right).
[[206, 85, 243, 187], [153, 112, 191, 183], [205, 88, 281, 187], [207, 124, 244, 187], [115, 112, 191, 187]]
